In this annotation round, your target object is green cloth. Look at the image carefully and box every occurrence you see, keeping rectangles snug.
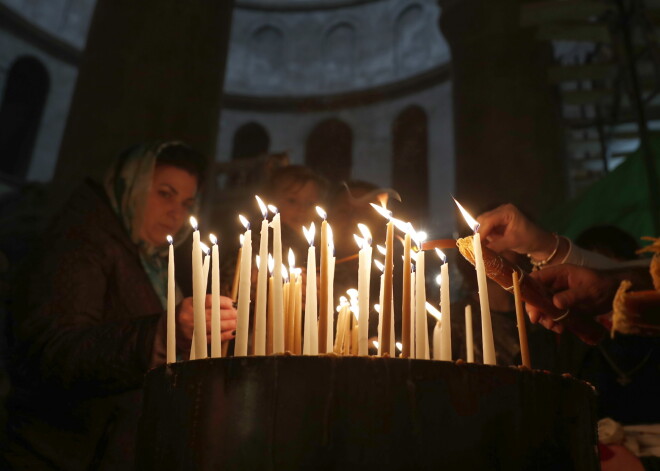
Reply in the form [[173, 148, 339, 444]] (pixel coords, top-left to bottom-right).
[[103, 141, 197, 308], [543, 139, 660, 241]]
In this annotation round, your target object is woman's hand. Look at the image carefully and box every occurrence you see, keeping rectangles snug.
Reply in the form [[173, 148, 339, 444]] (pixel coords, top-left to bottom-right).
[[176, 294, 237, 351], [476, 204, 558, 259]]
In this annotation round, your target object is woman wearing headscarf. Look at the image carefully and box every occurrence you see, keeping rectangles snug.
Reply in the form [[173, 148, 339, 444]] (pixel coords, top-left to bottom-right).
[[3, 141, 237, 470]]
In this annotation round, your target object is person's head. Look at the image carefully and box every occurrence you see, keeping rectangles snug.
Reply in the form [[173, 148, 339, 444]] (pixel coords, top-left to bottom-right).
[[105, 141, 207, 248], [575, 225, 639, 261], [266, 165, 328, 230]]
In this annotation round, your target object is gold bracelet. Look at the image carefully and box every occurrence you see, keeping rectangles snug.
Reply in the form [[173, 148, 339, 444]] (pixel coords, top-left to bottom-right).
[[528, 233, 560, 271]]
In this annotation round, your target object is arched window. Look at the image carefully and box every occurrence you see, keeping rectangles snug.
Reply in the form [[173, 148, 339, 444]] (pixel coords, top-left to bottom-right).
[[231, 122, 270, 160], [394, 4, 429, 72], [323, 22, 356, 89], [305, 118, 352, 182], [0, 56, 49, 178], [248, 25, 284, 89], [392, 105, 429, 222]]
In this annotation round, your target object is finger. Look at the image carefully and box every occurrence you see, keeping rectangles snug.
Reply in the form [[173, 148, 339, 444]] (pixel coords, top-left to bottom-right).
[[221, 318, 237, 332], [525, 303, 542, 324], [529, 265, 570, 291], [219, 296, 234, 309], [553, 290, 583, 311], [476, 209, 508, 241], [221, 330, 237, 341]]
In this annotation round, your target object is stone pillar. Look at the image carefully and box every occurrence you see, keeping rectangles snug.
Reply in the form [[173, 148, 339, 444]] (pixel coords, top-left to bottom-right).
[[51, 0, 234, 206], [438, 0, 566, 217]]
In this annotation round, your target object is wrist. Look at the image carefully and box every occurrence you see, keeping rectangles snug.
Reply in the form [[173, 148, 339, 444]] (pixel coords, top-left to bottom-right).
[[528, 233, 562, 269]]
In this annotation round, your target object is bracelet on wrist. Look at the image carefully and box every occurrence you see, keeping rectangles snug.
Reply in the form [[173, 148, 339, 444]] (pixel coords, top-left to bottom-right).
[[528, 233, 560, 271]]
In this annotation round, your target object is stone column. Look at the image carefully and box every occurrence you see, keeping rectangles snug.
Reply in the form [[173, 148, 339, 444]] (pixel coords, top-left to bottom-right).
[[438, 0, 566, 217], [51, 0, 234, 206]]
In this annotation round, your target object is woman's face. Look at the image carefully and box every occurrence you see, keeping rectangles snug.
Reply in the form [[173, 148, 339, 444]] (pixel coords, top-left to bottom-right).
[[140, 165, 198, 246], [276, 181, 321, 231]]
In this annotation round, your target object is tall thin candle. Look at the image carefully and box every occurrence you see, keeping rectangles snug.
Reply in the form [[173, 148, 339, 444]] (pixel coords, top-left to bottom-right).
[[436, 249, 451, 361], [235, 215, 252, 356], [465, 304, 474, 363], [269, 205, 284, 354], [254, 196, 269, 356], [454, 198, 496, 365], [303, 223, 318, 355], [512, 271, 531, 368], [190, 217, 207, 359], [402, 231, 412, 358], [355, 224, 372, 356], [210, 234, 221, 358], [415, 242, 429, 359], [317, 206, 330, 353], [166, 235, 175, 363]]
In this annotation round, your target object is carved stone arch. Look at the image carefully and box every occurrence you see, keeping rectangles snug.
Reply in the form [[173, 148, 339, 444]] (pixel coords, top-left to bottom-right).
[[305, 118, 352, 182], [248, 24, 285, 88], [394, 3, 430, 72], [323, 21, 356, 88], [392, 105, 429, 222], [0, 55, 50, 178], [231, 121, 270, 160]]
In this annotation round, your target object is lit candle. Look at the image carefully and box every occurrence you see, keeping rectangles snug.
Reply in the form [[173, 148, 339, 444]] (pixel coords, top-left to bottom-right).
[[210, 234, 221, 358], [436, 249, 451, 361], [235, 215, 252, 356], [269, 205, 284, 354], [201, 242, 211, 294], [282, 265, 290, 352], [374, 259, 385, 356], [316, 206, 330, 353], [190, 217, 207, 359], [454, 198, 496, 365], [287, 249, 297, 353], [355, 224, 372, 356], [334, 297, 348, 353], [303, 223, 318, 355], [166, 235, 175, 363], [370, 204, 394, 356], [326, 225, 336, 353], [414, 233, 429, 359], [410, 266, 416, 355], [426, 301, 442, 360], [402, 227, 412, 358], [512, 271, 531, 368], [293, 267, 302, 354], [231, 235, 243, 301], [253, 196, 269, 356], [347, 289, 358, 355], [267, 254, 274, 355], [465, 304, 474, 363]]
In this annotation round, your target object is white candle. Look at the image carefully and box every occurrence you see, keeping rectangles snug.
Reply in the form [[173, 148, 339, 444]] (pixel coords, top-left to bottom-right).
[[201, 242, 211, 294], [317, 207, 330, 353], [415, 244, 428, 359], [190, 217, 207, 359], [410, 269, 416, 355], [303, 223, 318, 355], [375, 260, 384, 356], [269, 205, 284, 354], [454, 198, 496, 365], [355, 225, 372, 356], [436, 249, 451, 361], [465, 304, 474, 363], [210, 234, 221, 358], [433, 321, 442, 360], [254, 196, 269, 356], [327, 230, 335, 352], [166, 235, 175, 363], [235, 215, 252, 356]]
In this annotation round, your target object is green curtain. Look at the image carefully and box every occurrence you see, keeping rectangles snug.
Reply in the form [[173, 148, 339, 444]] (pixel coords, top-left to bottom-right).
[[542, 138, 660, 241]]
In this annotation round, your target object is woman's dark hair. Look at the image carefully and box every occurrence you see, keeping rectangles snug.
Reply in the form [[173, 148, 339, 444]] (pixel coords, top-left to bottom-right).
[[156, 142, 208, 187], [266, 165, 328, 199], [576, 225, 639, 261]]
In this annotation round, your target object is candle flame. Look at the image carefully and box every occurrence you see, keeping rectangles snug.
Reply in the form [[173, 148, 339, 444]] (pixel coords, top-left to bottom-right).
[[374, 304, 381, 313], [376, 244, 386, 256], [166, 235, 173, 245], [255, 255, 261, 270], [436, 274, 442, 286], [267, 204, 278, 215], [425, 302, 442, 321], [374, 259, 384, 272], [315, 206, 327, 220], [255, 195, 268, 219], [239, 214, 250, 230], [303, 223, 316, 246], [373, 340, 379, 349], [391, 217, 411, 234], [351, 305, 359, 321], [200, 242, 211, 255], [209, 233, 218, 245], [357, 223, 372, 245], [288, 248, 295, 268], [239, 234, 245, 247], [282, 265, 289, 280], [453, 197, 480, 233], [435, 248, 447, 264], [347, 288, 358, 300], [339, 295, 348, 305], [353, 234, 364, 249], [370, 203, 392, 220], [268, 253, 274, 274], [190, 216, 198, 231], [294, 267, 302, 277], [327, 224, 334, 246]]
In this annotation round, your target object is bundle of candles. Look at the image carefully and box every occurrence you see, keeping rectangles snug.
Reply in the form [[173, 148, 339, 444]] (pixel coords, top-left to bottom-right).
[[165, 196, 534, 367]]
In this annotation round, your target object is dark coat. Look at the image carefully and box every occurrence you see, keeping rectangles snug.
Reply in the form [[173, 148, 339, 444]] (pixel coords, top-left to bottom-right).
[[4, 180, 164, 470]]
